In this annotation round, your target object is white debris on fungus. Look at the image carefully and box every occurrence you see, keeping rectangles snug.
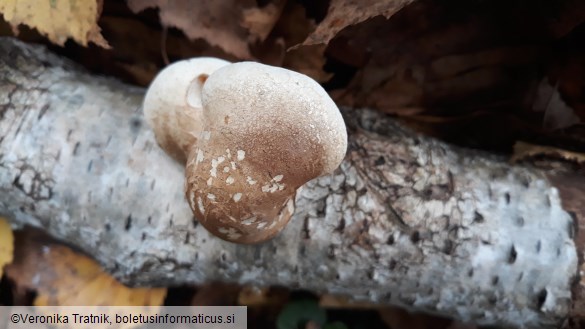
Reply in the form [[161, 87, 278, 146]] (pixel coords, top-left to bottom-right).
[[241, 216, 257, 225], [197, 196, 205, 214], [261, 175, 286, 193]]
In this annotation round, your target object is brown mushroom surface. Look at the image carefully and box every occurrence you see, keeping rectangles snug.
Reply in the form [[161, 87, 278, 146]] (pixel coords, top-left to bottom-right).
[[144, 60, 347, 244]]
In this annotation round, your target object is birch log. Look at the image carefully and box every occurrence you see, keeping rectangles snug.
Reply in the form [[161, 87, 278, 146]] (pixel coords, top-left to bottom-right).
[[0, 38, 580, 328]]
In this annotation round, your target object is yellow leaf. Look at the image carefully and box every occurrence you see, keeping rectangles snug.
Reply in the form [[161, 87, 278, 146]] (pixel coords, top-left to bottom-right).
[[32, 245, 167, 306], [511, 141, 585, 165], [0, 217, 14, 278], [0, 0, 109, 48], [5, 231, 166, 307]]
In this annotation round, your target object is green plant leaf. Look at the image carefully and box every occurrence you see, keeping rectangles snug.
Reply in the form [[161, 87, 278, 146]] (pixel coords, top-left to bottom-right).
[[277, 300, 327, 329]]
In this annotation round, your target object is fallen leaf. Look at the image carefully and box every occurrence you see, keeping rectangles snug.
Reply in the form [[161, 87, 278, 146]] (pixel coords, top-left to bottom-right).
[[191, 282, 240, 306], [531, 78, 581, 130], [238, 286, 271, 306], [127, 0, 255, 59], [545, 0, 585, 38], [271, 1, 316, 49], [546, 47, 585, 125], [0, 217, 14, 278], [92, 16, 234, 87], [5, 230, 167, 306], [238, 285, 289, 307], [319, 294, 379, 309], [0, 0, 109, 47], [430, 46, 545, 80], [303, 0, 414, 46], [283, 44, 333, 82], [117, 62, 159, 87], [511, 141, 585, 165], [242, 1, 286, 42]]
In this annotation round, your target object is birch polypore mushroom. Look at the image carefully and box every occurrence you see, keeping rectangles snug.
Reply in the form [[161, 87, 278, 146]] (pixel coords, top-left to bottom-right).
[[144, 60, 348, 244], [143, 57, 231, 163]]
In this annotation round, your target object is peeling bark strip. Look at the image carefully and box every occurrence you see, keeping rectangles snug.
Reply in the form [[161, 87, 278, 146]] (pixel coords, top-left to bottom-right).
[[0, 38, 578, 328]]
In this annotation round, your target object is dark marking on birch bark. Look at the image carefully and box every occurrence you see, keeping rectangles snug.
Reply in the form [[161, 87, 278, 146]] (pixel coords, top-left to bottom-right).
[[473, 211, 484, 223], [125, 215, 132, 231], [537, 289, 548, 309], [72, 142, 80, 155], [12, 164, 54, 201], [37, 104, 49, 119], [508, 245, 517, 264]]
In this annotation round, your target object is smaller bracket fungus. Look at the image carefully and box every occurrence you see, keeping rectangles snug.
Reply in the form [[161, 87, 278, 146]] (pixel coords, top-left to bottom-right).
[[143, 57, 231, 163], [143, 59, 348, 244]]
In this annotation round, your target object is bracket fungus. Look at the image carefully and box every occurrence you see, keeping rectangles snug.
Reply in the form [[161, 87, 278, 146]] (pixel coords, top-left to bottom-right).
[[143, 58, 348, 244]]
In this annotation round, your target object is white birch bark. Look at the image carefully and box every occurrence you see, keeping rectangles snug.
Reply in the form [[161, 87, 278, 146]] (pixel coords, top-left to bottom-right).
[[0, 38, 578, 328]]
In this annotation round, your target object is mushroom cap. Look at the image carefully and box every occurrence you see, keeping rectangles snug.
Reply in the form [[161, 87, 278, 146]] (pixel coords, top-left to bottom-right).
[[143, 57, 231, 163], [202, 61, 348, 182], [184, 61, 348, 243]]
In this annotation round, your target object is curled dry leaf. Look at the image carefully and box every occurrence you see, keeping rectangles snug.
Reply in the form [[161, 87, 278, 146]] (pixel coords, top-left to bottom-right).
[[0, 0, 109, 48], [511, 141, 585, 165], [127, 0, 257, 59], [4, 231, 167, 307], [265, 2, 332, 82], [319, 294, 379, 309], [242, 1, 286, 43], [238, 286, 290, 308], [0, 217, 14, 278], [283, 44, 333, 82], [531, 78, 581, 130], [303, 0, 414, 46]]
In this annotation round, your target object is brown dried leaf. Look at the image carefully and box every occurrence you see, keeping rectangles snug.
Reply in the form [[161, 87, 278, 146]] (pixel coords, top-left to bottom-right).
[[191, 282, 241, 306], [127, 0, 255, 59], [546, 0, 585, 38], [511, 141, 585, 165], [546, 48, 585, 125], [283, 44, 332, 82], [0, 217, 13, 278], [319, 294, 379, 309], [238, 286, 271, 306], [531, 78, 581, 130], [0, 0, 109, 47], [303, 0, 414, 46], [69, 15, 234, 87], [238, 286, 289, 307], [117, 62, 159, 87], [5, 231, 167, 306], [242, 1, 286, 42], [274, 1, 316, 47]]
